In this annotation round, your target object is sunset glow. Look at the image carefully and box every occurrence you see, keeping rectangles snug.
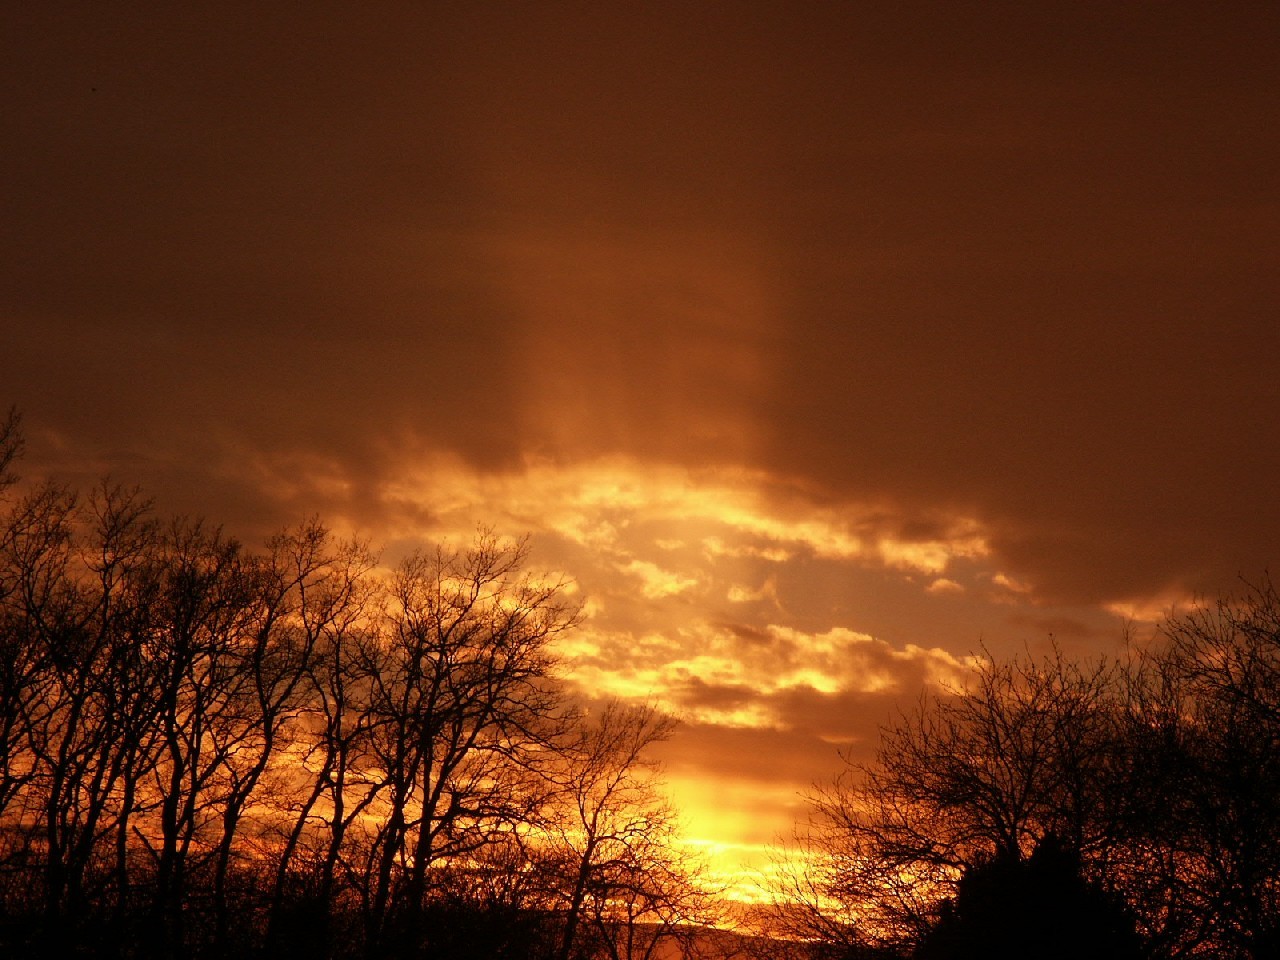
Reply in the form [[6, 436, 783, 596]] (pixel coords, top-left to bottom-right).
[[6, 3, 1280, 955]]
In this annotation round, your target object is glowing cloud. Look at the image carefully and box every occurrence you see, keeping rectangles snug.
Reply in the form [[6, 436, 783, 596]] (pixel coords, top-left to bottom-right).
[[378, 454, 989, 577]]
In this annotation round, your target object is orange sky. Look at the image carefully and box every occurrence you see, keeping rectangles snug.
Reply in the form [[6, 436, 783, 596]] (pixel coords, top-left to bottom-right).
[[6, 1, 1280, 899]]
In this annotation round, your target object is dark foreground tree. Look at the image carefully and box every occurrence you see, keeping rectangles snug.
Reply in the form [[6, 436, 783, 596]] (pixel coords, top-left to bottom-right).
[[0, 414, 717, 960], [913, 834, 1142, 960], [777, 649, 1133, 954], [359, 535, 579, 958], [1128, 581, 1280, 959], [785, 583, 1280, 960], [545, 701, 717, 960]]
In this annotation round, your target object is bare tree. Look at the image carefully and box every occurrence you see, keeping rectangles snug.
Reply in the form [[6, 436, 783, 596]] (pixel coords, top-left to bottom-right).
[[783, 648, 1133, 954], [198, 520, 367, 954], [132, 519, 267, 956], [1134, 581, 1280, 960], [264, 526, 381, 954], [781, 600, 1280, 960], [546, 700, 718, 960], [360, 533, 578, 954], [0, 469, 57, 848], [2, 481, 163, 950]]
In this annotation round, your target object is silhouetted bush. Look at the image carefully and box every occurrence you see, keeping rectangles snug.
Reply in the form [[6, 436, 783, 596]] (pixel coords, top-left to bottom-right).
[[914, 835, 1143, 960]]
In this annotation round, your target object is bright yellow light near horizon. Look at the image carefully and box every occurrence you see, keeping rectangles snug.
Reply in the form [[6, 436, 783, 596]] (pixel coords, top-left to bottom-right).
[[670, 776, 808, 905]]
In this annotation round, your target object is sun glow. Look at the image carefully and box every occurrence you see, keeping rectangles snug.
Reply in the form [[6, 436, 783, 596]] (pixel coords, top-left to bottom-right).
[[323, 455, 1008, 899]]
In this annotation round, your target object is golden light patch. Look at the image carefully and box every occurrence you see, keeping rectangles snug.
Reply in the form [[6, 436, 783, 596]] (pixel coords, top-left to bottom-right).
[[726, 576, 779, 605], [992, 571, 1033, 594], [378, 455, 989, 578], [684, 702, 780, 730], [702, 536, 794, 563], [668, 775, 807, 902], [620, 558, 699, 598], [1104, 590, 1201, 625], [901, 643, 983, 689], [562, 662, 673, 702]]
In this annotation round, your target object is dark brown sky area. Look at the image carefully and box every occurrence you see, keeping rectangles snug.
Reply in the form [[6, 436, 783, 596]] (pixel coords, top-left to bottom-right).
[[6, 1, 1280, 606]]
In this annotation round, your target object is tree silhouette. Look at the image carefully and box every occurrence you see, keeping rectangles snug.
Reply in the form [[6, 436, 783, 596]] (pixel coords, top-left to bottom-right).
[[0, 416, 720, 959], [1127, 582, 1280, 959], [780, 649, 1133, 953], [913, 834, 1143, 960], [787, 590, 1280, 960], [546, 701, 716, 960], [360, 535, 578, 956]]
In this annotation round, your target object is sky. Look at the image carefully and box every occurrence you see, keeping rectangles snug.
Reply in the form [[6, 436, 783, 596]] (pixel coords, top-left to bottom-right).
[[6, 1, 1280, 899]]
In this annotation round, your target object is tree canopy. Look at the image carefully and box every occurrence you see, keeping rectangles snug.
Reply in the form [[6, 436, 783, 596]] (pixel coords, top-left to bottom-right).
[[782, 584, 1280, 960], [0, 413, 714, 960]]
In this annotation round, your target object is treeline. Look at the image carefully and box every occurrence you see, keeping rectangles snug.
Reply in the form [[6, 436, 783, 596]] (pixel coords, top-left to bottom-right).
[[0, 413, 714, 960], [10, 406, 1280, 960], [781, 585, 1280, 960]]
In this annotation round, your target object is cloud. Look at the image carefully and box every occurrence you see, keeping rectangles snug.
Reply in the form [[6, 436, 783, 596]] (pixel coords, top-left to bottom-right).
[[377, 456, 990, 580], [727, 576, 780, 606], [620, 558, 698, 599], [552, 616, 977, 733], [11, 2, 1279, 613]]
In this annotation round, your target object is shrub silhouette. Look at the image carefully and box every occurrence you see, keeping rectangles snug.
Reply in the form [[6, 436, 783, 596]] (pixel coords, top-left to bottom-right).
[[914, 834, 1143, 960]]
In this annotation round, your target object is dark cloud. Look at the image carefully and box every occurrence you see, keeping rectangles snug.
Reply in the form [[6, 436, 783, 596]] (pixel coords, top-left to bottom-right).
[[1003, 613, 1103, 643], [6, 1, 1279, 600]]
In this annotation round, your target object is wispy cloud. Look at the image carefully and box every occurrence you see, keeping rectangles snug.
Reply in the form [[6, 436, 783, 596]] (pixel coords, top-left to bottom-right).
[[378, 455, 989, 577]]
